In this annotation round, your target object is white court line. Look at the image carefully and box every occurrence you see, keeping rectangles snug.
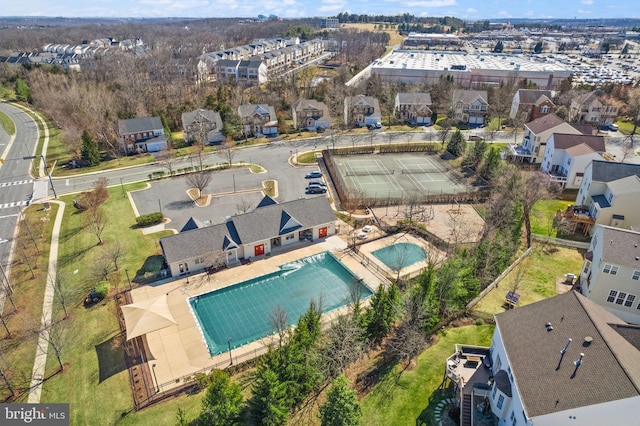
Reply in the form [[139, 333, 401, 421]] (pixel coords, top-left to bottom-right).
[[375, 159, 402, 190], [342, 161, 366, 193]]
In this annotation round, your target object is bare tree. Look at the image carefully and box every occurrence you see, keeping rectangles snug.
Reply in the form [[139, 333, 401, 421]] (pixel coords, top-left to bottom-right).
[[269, 305, 289, 348], [0, 351, 15, 399], [507, 263, 527, 296], [217, 140, 236, 166], [82, 206, 108, 245], [0, 311, 11, 336], [51, 271, 76, 320], [37, 316, 71, 372], [386, 293, 428, 370], [158, 149, 177, 176], [236, 198, 253, 214], [320, 314, 366, 379], [101, 240, 125, 271], [186, 170, 213, 200], [518, 170, 558, 248]]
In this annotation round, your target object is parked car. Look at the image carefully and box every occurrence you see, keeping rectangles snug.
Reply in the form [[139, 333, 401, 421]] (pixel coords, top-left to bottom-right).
[[309, 181, 326, 188], [362, 225, 373, 233], [608, 123, 619, 131], [307, 186, 327, 194], [367, 122, 382, 130], [468, 135, 483, 141], [305, 171, 323, 179], [356, 232, 368, 240]]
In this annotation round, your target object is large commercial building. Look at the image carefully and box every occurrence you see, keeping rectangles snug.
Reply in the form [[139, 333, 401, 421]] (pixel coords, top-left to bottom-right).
[[369, 50, 573, 89]]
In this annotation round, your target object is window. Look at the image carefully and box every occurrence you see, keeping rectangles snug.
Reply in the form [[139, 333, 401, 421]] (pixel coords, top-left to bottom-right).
[[583, 261, 591, 274], [603, 264, 619, 275], [497, 394, 505, 410], [540, 105, 550, 113], [632, 271, 640, 281], [511, 410, 518, 426], [607, 290, 637, 307], [492, 384, 498, 400]]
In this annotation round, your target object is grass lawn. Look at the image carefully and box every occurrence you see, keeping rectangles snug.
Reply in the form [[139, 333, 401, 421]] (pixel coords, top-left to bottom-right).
[[296, 151, 320, 164], [27, 183, 174, 424], [361, 324, 494, 426], [530, 199, 572, 237], [0, 204, 58, 402], [0, 109, 16, 135], [471, 243, 585, 315]]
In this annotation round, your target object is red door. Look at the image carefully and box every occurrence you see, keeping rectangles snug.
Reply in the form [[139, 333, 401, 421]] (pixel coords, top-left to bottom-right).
[[254, 244, 265, 257], [318, 227, 327, 238]]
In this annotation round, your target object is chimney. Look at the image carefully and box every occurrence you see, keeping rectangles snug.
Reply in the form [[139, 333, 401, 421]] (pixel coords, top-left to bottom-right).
[[561, 338, 572, 355], [546, 322, 554, 332], [574, 353, 584, 367]]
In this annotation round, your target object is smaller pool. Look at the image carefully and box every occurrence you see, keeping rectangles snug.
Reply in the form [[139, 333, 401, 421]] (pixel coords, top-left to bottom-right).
[[372, 243, 427, 270]]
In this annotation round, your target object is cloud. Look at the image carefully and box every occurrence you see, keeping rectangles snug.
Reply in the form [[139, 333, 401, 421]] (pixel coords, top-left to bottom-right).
[[577, 9, 593, 14], [581, 0, 594, 4], [466, 8, 477, 13], [403, 0, 457, 8]]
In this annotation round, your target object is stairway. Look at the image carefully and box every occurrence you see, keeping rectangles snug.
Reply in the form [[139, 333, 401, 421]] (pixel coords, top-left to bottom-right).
[[461, 394, 472, 426]]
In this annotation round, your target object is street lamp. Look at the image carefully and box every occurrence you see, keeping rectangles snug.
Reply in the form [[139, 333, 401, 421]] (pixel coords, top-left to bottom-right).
[[228, 338, 233, 365], [125, 269, 132, 291], [151, 363, 159, 393]]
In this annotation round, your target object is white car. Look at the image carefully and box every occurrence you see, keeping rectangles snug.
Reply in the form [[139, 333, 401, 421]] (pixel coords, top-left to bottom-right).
[[357, 232, 368, 240], [362, 225, 373, 233]]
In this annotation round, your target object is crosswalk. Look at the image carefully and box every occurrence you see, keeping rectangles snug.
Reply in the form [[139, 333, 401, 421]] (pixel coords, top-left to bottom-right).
[[0, 179, 33, 188], [0, 200, 30, 210]]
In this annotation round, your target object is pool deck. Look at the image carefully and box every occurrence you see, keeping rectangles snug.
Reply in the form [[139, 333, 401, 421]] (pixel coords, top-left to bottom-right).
[[130, 235, 389, 392]]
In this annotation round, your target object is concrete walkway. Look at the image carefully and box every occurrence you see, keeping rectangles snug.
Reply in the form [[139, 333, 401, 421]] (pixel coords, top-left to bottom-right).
[[27, 200, 65, 403]]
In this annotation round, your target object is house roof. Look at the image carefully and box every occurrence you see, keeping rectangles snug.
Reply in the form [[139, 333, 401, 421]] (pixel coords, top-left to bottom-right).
[[452, 89, 488, 105], [181, 217, 205, 232], [293, 99, 330, 117], [256, 194, 278, 208], [590, 160, 640, 183], [553, 134, 605, 152], [599, 225, 640, 268], [495, 291, 640, 418], [181, 109, 223, 131], [517, 89, 554, 105], [238, 103, 276, 121], [494, 370, 512, 397], [525, 113, 568, 134], [159, 196, 335, 265], [346, 95, 379, 109], [606, 174, 640, 196], [396, 92, 432, 105], [118, 116, 163, 135]]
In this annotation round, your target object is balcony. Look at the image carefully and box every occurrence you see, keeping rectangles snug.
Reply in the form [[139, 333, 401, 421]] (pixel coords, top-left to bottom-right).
[[559, 204, 595, 235]]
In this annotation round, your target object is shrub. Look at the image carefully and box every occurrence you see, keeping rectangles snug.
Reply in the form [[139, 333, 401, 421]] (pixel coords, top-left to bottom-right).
[[136, 212, 164, 227], [94, 281, 110, 299], [475, 318, 485, 326]]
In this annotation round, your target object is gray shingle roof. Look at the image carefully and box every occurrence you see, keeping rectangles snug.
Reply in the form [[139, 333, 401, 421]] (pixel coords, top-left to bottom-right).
[[452, 89, 488, 105], [118, 116, 163, 135], [590, 160, 640, 182], [160, 196, 335, 265], [517, 89, 553, 105], [600, 225, 640, 268], [237, 104, 276, 121], [553, 133, 605, 152], [396, 92, 432, 105], [181, 109, 222, 130], [495, 292, 640, 418], [525, 113, 568, 134]]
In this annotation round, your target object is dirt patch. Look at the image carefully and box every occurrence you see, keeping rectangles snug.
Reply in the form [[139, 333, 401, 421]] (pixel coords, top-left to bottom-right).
[[556, 277, 575, 294], [371, 203, 485, 245]]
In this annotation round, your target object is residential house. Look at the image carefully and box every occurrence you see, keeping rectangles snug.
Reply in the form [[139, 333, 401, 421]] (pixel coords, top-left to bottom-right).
[[571, 160, 640, 234], [511, 113, 582, 163], [509, 89, 555, 122], [215, 59, 268, 85], [579, 225, 640, 324], [118, 116, 167, 155], [291, 99, 331, 131], [445, 292, 640, 426], [452, 89, 488, 126], [540, 133, 606, 189], [181, 109, 225, 145], [159, 196, 336, 277], [569, 91, 618, 127], [237, 104, 278, 137], [344, 95, 381, 128], [394, 92, 433, 125]]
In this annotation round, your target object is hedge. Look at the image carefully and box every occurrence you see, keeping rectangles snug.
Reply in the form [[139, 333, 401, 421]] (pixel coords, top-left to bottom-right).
[[136, 212, 164, 227]]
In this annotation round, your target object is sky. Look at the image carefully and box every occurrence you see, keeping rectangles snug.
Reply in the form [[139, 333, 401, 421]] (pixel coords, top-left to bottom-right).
[[1, 0, 638, 20]]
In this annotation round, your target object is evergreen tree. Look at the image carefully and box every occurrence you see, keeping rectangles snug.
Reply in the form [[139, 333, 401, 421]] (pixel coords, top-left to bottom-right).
[[319, 375, 362, 426], [533, 41, 543, 54], [197, 369, 243, 426], [15, 78, 31, 102], [493, 40, 504, 53], [446, 129, 466, 157], [81, 130, 101, 166], [364, 282, 400, 344], [250, 366, 290, 426]]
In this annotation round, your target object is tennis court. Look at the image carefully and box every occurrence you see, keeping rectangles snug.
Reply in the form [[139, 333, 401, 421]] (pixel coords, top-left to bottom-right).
[[331, 153, 468, 200]]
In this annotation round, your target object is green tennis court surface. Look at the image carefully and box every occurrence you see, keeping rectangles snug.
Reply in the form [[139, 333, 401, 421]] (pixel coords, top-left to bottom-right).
[[190, 252, 372, 355], [332, 153, 468, 199]]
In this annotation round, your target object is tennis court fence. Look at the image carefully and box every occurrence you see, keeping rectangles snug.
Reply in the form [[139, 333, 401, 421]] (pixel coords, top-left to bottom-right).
[[400, 168, 446, 175], [346, 169, 395, 176]]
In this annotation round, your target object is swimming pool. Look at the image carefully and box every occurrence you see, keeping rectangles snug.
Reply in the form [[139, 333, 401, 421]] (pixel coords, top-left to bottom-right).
[[372, 243, 427, 270], [189, 251, 372, 355]]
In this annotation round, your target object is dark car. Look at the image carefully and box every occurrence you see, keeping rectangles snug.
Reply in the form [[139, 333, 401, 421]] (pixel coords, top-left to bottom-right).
[[305, 171, 323, 179], [307, 186, 327, 194], [308, 181, 327, 188]]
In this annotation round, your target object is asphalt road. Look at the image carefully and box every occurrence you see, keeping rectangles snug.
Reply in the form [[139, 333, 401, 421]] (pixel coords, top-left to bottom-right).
[[0, 102, 41, 273]]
